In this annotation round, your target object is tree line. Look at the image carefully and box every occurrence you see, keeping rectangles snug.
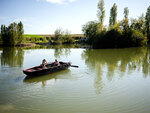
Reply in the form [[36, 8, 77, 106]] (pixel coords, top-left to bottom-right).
[[53, 28, 75, 44], [1, 21, 24, 46], [82, 0, 150, 48], [0, 22, 76, 46]]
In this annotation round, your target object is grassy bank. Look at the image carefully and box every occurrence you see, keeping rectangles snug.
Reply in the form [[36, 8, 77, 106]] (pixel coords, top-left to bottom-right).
[[24, 34, 50, 43], [23, 34, 85, 44]]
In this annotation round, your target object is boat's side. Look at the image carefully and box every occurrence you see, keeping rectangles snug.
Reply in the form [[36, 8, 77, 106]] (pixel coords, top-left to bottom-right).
[[23, 62, 71, 76]]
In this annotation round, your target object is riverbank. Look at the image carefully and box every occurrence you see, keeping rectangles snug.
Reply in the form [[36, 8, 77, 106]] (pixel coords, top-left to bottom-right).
[[0, 43, 36, 47], [17, 43, 36, 47]]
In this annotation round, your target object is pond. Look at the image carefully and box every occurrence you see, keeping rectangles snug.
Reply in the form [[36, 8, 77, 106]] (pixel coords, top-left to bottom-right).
[[0, 46, 150, 113]]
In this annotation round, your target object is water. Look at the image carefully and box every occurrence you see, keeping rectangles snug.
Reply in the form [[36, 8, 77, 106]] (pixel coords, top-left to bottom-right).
[[0, 46, 150, 113]]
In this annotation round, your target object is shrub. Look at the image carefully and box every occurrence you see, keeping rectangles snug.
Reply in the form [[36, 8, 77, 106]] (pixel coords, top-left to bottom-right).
[[93, 28, 122, 48], [131, 30, 147, 46]]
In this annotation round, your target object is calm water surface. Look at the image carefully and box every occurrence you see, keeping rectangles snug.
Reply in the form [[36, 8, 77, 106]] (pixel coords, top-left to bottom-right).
[[0, 46, 150, 113]]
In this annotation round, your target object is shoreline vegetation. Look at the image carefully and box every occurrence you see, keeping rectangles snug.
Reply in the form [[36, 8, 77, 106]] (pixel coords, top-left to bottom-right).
[[0, 0, 150, 49], [82, 0, 150, 49], [0, 32, 86, 47]]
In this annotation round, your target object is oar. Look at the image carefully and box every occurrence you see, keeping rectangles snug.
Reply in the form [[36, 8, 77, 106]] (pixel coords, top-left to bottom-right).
[[71, 65, 79, 68]]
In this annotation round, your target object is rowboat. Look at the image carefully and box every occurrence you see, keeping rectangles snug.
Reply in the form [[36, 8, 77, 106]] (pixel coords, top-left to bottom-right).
[[23, 61, 71, 76]]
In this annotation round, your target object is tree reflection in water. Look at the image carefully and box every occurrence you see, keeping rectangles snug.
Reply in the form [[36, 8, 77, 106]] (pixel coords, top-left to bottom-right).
[[82, 47, 150, 94], [1, 47, 24, 67], [54, 48, 71, 59]]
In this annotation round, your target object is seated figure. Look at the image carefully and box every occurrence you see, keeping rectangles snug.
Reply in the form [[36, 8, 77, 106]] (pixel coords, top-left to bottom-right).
[[42, 59, 47, 67], [53, 59, 60, 66]]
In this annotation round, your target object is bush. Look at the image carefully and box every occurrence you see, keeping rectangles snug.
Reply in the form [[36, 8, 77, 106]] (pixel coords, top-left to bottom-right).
[[92, 28, 147, 49], [53, 29, 75, 44], [23, 35, 49, 43], [131, 30, 147, 46], [93, 28, 122, 48], [82, 21, 99, 44], [62, 34, 75, 44]]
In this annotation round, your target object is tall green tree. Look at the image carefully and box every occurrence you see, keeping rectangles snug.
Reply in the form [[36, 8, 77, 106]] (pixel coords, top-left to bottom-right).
[[137, 14, 145, 33], [8, 22, 18, 46], [17, 21, 24, 43], [120, 7, 129, 32], [109, 3, 117, 26], [82, 21, 98, 44], [124, 7, 129, 19], [130, 14, 145, 33], [54, 28, 63, 44], [1, 25, 7, 45], [0, 21, 24, 46], [145, 6, 150, 41], [97, 0, 105, 30]]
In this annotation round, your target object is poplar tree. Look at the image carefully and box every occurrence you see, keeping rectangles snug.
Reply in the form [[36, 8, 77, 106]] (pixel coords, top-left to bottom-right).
[[18, 21, 24, 43], [97, 0, 105, 30], [121, 7, 129, 31], [124, 7, 129, 19], [146, 6, 150, 40], [109, 3, 117, 26], [1, 25, 7, 45]]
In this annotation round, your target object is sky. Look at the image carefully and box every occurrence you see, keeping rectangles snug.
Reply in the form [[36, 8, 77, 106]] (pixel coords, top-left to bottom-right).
[[0, 0, 149, 34]]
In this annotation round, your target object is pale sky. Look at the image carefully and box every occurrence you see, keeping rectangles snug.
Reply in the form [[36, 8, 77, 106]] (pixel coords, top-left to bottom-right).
[[0, 0, 149, 34]]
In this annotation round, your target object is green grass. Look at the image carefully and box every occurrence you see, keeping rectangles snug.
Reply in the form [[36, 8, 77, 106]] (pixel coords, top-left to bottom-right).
[[23, 34, 49, 43], [24, 34, 44, 38]]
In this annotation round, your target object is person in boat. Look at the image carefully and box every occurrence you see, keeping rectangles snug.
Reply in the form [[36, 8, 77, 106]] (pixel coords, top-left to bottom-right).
[[53, 59, 60, 66], [42, 59, 47, 67]]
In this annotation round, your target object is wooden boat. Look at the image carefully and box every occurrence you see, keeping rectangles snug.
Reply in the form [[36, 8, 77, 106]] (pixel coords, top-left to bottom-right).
[[23, 61, 71, 76]]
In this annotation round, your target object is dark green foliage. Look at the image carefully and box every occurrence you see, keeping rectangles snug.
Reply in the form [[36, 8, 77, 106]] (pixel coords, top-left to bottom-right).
[[146, 6, 150, 41], [130, 30, 147, 46], [93, 28, 122, 48], [131, 15, 145, 34], [1, 24, 8, 45], [0, 21, 24, 46], [0, 35, 2, 42], [93, 28, 147, 49], [82, 21, 98, 44], [120, 19, 129, 32], [82, 1, 149, 49], [109, 3, 117, 26], [17, 21, 24, 43]]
